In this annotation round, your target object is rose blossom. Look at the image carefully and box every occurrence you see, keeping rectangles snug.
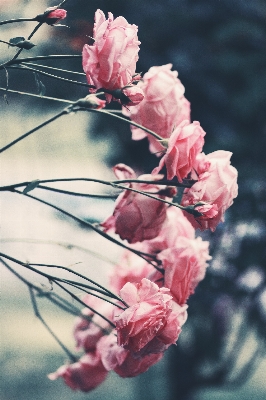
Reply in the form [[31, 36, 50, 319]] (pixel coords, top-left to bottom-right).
[[73, 295, 114, 352], [158, 236, 211, 304], [114, 278, 182, 353], [82, 9, 140, 102], [123, 64, 190, 154], [153, 120, 206, 182], [97, 332, 163, 377], [143, 206, 195, 255], [48, 352, 108, 392], [101, 164, 175, 243], [181, 150, 238, 231]]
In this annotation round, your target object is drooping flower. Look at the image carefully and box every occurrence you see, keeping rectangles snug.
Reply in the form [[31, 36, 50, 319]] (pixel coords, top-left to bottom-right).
[[143, 206, 195, 255], [101, 164, 175, 243], [153, 120, 206, 182], [114, 278, 183, 353], [181, 150, 238, 231], [158, 237, 211, 304], [73, 295, 114, 352], [123, 64, 191, 154], [48, 352, 108, 392], [82, 9, 140, 102], [97, 331, 164, 377]]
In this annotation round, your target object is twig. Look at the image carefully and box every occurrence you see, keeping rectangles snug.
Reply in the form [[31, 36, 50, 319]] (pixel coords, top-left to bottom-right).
[[29, 287, 77, 362]]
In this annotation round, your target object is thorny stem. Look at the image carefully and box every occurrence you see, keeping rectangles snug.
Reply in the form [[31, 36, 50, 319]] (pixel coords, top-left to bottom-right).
[[29, 287, 77, 362]]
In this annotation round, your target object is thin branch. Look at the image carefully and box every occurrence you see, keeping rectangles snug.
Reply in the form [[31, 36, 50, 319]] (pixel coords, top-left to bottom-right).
[[0, 237, 117, 265], [37, 184, 118, 199], [12, 189, 160, 267], [0, 17, 35, 26], [54, 280, 116, 328], [0, 108, 69, 153], [21, 62, 85, 76], [0, 55, 82, 70], [29, 287, 77, 362], [0, 256, 81, 317], [83, 108, 163, 141], [10, 64, 92, 88], [0, 251, 121, 302], [0, 86, 73, 103]]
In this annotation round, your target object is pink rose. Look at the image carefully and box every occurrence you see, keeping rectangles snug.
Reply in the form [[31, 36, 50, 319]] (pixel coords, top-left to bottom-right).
[[114, 278, 180, 353], [48, 352, 108, 392], [109, 249, 153, 293], [181, 151, 238, 231], [82, 10, 140, 101], [153, 120, 206, 182], [158, 237, 211, 304], [101, 164, 173, 243], [97, 332, 163, 377], [123, 64, 191, 154], [143, 206, 195, 255], [73, 295, 114, 352], [43, 7, 67, 24]]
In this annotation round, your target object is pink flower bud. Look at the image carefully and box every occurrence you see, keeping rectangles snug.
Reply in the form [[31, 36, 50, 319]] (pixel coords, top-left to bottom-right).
[[122, 85, 144, 106], [44, 7, 67, 25]]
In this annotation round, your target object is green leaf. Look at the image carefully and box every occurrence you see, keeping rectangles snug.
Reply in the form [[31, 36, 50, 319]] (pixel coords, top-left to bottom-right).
[[23, 179, 40, 194], [9, 36, 25, 45]]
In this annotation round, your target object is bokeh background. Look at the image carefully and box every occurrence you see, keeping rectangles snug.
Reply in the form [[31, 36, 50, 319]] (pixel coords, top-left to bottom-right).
[[1, 1, 266, 399]]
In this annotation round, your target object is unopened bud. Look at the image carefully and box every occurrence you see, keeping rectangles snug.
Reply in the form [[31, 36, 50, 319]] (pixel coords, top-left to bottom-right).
[[76, 95, 106, 110], [121, 85, 144, 106], [35, 7, 67, 25]]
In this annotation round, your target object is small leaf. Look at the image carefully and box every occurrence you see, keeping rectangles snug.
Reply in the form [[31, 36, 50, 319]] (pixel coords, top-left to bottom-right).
[[16, 40, 35, 50], [9, 36, 25, 45], [23, 179, 40, 194]]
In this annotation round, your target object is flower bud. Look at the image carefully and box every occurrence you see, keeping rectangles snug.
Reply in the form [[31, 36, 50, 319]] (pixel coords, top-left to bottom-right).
[[76, 95, 106, 110], [36, 7, 67, 25], [122, 85, 145, 106]]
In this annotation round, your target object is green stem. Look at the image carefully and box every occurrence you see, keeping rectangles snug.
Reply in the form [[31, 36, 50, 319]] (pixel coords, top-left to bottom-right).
[[0, 17, 35, 26]]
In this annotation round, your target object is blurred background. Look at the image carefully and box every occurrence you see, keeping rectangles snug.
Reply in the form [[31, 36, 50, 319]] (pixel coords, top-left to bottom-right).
[[1, 1, 266, 399]]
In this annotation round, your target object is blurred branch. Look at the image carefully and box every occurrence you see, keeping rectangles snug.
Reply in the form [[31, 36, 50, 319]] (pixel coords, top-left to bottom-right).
[[28, 286, 77, 362]]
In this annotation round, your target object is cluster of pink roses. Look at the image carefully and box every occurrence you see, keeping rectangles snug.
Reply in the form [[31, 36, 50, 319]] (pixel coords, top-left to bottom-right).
[[49, 9, 238, 392]]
